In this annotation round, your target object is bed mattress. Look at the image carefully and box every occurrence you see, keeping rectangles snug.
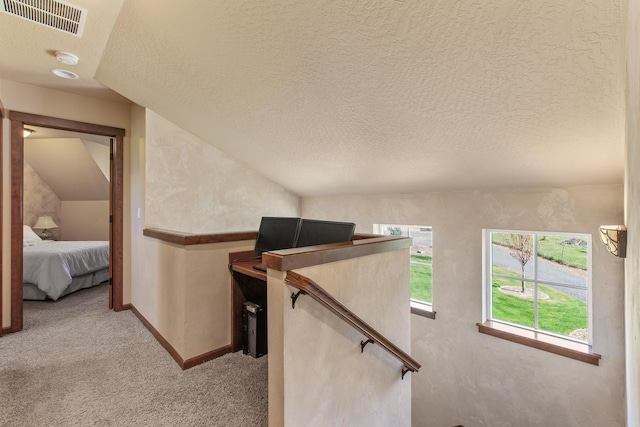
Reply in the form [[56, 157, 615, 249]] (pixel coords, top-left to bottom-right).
[[23, 240, 110, 301]]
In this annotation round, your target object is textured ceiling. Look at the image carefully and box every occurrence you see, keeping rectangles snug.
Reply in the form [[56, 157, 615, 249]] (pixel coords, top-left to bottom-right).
[[2, 0, 627, 196]]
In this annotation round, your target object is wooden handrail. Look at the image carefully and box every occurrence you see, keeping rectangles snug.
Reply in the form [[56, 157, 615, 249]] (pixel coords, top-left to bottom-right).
[[285, 271, 421, 378], [264, 235, 411, 272], [143, 228, 257, 245]]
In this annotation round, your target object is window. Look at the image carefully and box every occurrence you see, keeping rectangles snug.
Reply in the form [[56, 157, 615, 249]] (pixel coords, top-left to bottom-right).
[[376, 224, 433, 318], [484, 230, 591, 344]]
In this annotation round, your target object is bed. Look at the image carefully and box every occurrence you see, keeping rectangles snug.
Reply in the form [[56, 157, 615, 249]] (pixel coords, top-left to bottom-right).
[[23, 225, 110, 301]]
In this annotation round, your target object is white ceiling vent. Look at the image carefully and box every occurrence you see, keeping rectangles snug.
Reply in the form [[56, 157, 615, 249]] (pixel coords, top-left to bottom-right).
[[1, 0, 87, 37]]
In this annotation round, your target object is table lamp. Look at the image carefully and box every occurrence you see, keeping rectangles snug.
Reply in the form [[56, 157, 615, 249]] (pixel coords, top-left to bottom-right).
[[33, 216, 58, 240]]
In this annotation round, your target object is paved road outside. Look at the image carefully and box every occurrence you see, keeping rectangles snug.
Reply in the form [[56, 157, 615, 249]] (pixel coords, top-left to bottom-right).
[[492, 244, 586, 302], [387, 226, 587, 302], [409, 228, 432, 248]]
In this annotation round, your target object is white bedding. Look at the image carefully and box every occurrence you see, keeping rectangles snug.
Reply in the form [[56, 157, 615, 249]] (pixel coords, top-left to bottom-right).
[[23, 241, 110, 301]]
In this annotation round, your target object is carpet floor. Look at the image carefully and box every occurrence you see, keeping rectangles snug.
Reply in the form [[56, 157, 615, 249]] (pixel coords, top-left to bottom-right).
[[0, 284, 268, 426]]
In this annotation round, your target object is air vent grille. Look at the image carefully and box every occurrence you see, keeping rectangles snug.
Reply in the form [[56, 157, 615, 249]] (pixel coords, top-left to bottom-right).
[[1, 0, 87, 37]]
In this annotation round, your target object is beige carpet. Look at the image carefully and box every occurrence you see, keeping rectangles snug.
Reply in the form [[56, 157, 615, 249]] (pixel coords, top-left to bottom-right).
[[0, 284, 268, 426]]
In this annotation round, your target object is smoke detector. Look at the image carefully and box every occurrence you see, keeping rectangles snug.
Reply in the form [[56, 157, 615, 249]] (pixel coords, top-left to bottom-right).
[[55, 51, 79, 65]]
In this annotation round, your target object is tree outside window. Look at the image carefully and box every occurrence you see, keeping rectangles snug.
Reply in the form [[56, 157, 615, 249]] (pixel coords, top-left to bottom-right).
[[487, 230, 590, 342], [508, 233, 533, 292]]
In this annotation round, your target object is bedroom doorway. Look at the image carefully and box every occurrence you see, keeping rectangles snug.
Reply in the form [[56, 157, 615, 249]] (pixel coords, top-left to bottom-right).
[[6, 111, 125, 333]]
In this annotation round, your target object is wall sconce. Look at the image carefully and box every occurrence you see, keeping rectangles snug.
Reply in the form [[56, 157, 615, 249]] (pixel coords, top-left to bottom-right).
[[33, 216, 58, 240], [599, 225, 627, 258], [23, 128, 35, 138]]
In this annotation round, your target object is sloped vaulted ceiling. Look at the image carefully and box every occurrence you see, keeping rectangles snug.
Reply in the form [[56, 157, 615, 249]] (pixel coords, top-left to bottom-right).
[[24, 138, 109, 201], [95, 0, 625, 196]]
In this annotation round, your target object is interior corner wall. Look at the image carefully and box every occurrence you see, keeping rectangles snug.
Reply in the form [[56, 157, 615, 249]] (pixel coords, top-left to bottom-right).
[[0, 79, 131, 329], [625, 0, 640, 423], [126, 104, 146, 307], [130, 108, 299, 357], [302, 185, 626, 426], [23, 162, 61, 240]]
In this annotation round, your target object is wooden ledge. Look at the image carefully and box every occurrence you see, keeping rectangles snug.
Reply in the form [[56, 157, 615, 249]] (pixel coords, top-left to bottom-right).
[[477, 320, 601, 366], [143, 229, 376, 246], [143, 228, 257, 245], [263, 236, 411, 271], [411, 301, 436, 319]]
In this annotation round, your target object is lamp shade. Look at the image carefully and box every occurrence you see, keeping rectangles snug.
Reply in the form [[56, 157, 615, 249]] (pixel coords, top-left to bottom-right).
[[33, 216, 58, 230], [599, 225, 626, 258]]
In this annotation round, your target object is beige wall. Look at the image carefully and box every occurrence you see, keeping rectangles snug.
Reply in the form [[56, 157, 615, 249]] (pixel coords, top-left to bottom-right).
[[302, 185, 625, 426], [133, 237, 254, 359], [0, 79, 131, 329], [126, 104, 146, 306], [268, 249, 412, 427], [82, 139, 111, 180], [130, 108, 300, 359], [0, 80, 131, 126], [60, 201, 109, 241], [23, 162, 61, 240], [145, 109, 300, 233], [626, 0, 640, 423], [24, 161, 109, 242]]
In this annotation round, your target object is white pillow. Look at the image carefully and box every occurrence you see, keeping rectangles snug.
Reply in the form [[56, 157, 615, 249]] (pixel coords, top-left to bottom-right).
[[23, 225, 42, 246]]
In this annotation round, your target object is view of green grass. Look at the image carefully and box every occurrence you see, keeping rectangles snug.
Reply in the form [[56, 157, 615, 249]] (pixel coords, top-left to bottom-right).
[[410, 255, 432, 303], [491, 266, 587, 337], [491, 263, 522, 278], [537, 235, 587, 270], [492, 233, 587, 270]]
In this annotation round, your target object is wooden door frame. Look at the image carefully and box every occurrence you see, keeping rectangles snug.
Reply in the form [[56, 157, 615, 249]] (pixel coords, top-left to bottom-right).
[[0, 102, 4, 336], [7, 111, 125, 333]]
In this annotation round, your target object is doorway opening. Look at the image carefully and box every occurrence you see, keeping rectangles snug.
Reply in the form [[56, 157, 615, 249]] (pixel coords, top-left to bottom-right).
[[5, 111, 125, 333]]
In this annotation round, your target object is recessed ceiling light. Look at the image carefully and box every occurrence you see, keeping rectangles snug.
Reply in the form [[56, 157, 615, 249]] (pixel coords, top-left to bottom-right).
[[51, 68, 79, 79], [55, 51, 79, 65]]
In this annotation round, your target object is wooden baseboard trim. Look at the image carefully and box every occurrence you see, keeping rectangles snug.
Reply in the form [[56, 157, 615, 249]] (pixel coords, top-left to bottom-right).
[[130, 304, 186, 368], [2, 326, 12, 335], [121, 303, 132, 310], [129, 304, 231, 370], [183, 345, 233, 369]]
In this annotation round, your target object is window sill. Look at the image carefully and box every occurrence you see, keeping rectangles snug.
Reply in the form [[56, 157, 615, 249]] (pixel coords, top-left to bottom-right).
[[476, 320, 601, 366], [411, 301, 435, 319]]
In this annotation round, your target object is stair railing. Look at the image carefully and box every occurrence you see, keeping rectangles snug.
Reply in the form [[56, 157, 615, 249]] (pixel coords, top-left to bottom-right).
[[285, 271, 421, 379]]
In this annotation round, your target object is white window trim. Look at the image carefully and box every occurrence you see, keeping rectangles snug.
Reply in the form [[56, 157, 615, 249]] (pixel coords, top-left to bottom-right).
[[374, 223, 434, 318], [482, 229, 593, 345], [410, 299, 435, 319]]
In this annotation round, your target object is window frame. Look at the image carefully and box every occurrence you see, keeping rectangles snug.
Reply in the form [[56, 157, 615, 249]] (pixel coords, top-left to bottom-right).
[[375, 224, 435, 319], [479, 229, 600, 364]]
